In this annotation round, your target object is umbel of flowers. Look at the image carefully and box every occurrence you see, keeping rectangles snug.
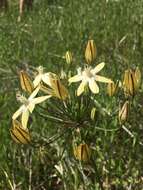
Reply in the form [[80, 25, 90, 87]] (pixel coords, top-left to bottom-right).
[[10, 39, 141, 162]]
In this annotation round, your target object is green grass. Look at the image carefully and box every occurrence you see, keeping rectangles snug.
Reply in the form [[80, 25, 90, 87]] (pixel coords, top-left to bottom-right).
[[1, 0, 143, 189]]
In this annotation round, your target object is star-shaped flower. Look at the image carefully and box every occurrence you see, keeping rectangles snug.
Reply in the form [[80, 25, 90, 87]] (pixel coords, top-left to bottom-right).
[[33, 66, 55, 88], [68, 62, 112, 96], [12, 87, 51, 129]]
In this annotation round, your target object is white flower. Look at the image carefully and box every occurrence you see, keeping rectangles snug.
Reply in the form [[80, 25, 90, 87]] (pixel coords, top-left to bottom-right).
[[68, 62, 112, 96], [33, 66, 54, 88], [12, 87, 51, 129]]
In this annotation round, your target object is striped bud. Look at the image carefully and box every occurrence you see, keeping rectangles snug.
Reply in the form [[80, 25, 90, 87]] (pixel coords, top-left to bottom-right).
[[65, 51, 73, 64], [107, 80, 119, 97], [73, 143, 91, 162], [10, 120, 31, 144], [20, 70, 34, 93], [50, 79, 69, 100], [85, 39, 97, 64], [123, 69, 136, 97], [119, 101, 129, 124]]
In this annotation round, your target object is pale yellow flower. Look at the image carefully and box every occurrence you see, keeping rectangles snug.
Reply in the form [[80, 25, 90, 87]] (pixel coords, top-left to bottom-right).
[[69, 62, 112, 96], [33, 66, 55, 88], [12, 87, 51, 129]]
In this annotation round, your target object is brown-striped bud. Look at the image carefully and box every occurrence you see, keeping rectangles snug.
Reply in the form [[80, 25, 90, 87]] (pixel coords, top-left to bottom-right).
[[119, 101, 129, 124], [107, 80, 119, 97], [10, 120, 31, 144], [73, 143, 91, 162], [50, 78, 69, 100], [123, 69, 136, 97], [20, 70, 34, 93], [85, 39, 97, 64], [65, 51, 73, 64]]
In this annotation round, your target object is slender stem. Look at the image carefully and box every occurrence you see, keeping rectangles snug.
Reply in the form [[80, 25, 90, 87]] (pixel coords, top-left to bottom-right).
[[92, 158, 104, 190]]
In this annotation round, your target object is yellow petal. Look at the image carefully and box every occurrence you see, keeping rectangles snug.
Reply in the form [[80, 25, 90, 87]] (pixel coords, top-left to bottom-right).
[[33, 75, 42, 88], [68, 75, 82, 83], [21, 111, 29, 129], [28, 103, 35, 113], [92, 62, 105, 74], [12, 106, 23, 120], [42, 74, 52, 86], [95, 75, 112, 83], [29, 86, 40, 100], [89, 79, 99, 93], [32, 95, 51, 104], [77, 81, 87, 96]]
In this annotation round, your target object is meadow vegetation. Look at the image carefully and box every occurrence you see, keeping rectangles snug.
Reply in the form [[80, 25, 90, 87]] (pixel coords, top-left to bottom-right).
[[0, 0, 143, 189]]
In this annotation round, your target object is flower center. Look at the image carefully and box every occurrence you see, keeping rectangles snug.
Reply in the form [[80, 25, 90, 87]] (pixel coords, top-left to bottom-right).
[[16, 93, 29, 106], [37, 66, 44, 74], [82, 67, 93, 79]]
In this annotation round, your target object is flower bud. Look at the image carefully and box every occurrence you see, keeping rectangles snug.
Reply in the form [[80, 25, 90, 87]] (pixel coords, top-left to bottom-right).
[[65, 51, 73, 64], [10, 120, 31, 144], [119, 101, 129, 124], [50, 78, 69, 100], [123, 69, 136, 97], [73, 143, 91, 162], [135, 67, 141, 89], [85, 39, 97, 64], [107, 80, 119, 97], [20, 70, 34, 93], [91, 107, 96, 120]]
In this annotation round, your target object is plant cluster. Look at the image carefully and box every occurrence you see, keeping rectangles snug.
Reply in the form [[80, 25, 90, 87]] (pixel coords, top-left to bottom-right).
[[10, 39, 142, 189]]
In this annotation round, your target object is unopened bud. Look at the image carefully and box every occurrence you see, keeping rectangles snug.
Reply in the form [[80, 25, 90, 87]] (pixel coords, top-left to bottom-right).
[[119, 101, 129, 124], [85, 39, 97, 64], [10, 120, 31, 144], [123, 69, 136, 97], [73, 143, 91, 162], [134, 67, 141, 89], [107, 80, 119, 97], [65, 51, 73, 64], [20, 70, 34, 93]]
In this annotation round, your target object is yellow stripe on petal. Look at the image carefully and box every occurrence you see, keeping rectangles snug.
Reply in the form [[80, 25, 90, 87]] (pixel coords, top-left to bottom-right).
[[91, 62, 105, 74], [68, 75, 82, 83], [95, 75, 112, 83], [89, 79, 99, 94], [77, 81, 87, 96]]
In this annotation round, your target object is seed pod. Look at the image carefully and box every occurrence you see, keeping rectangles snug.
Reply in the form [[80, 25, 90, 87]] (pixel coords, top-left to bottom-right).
[[65, 51, 73, 64], [107, 80, 119, 97], [85, 39, 97, 64], [20, 70, 34, 93], [10, 120, 31, 144], [73, 143, 91, 162], [119, 101, 129, 124], [123, 69, 136, 97]]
